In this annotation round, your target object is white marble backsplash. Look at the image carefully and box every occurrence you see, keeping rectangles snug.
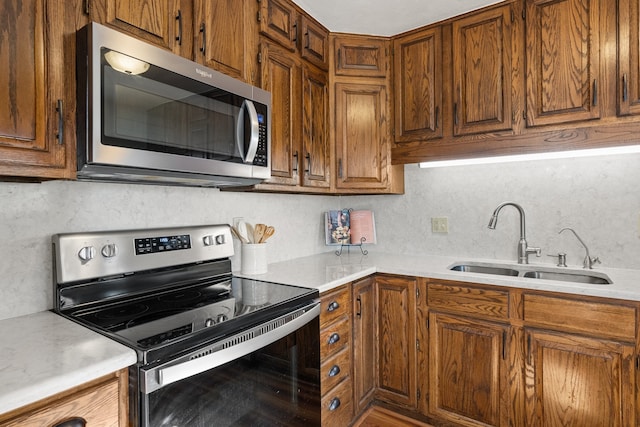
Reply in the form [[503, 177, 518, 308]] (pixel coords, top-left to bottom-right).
[[351, 152, 640, 271], [1, 151, 639, 320]]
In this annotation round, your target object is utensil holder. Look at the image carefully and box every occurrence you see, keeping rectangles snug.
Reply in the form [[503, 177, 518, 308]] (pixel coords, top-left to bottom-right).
[[241, 243, 267, 274]]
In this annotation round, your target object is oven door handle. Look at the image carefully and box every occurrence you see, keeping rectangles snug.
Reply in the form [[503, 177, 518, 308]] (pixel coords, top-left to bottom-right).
[[147, 302, 320, 394]]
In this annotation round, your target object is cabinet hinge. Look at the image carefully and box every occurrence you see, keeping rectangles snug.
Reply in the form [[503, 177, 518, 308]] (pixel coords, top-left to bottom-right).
[[257, 11, 261, 22], [522, 110, 527, 121], [416, 287, 420, 298], [416, 339, 420, 350], [257, 52, 262, 64], [426, 317, 430, 329], [83, 0, 90, 15], [636, 355, 640, 370], [510, 9, 514, 23], [417, 389, 421, 401], [522, 8, 526, 20]]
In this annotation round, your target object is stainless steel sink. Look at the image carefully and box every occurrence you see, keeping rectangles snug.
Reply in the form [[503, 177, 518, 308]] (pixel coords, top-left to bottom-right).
[[449, 262, 613, 285], [522, 270, 612, 285], [449, 264, 519, 277]]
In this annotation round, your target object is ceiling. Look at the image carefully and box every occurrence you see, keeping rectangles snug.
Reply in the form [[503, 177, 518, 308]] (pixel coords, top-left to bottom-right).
[[290, 0, 502, 36]]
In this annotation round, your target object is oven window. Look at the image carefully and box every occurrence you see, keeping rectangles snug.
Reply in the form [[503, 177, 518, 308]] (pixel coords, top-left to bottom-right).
[[142, 317, 320, 427], [100, 48, 253, 163]]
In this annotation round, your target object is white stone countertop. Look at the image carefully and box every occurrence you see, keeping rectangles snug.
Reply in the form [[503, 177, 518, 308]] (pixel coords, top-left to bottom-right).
[[0, 311, 137, 416], [235, 251, 640, 300], [2, 251, 638, 418]]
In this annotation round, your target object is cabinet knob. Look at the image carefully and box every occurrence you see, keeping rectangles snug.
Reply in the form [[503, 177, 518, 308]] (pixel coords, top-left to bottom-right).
[[328, 397, 341, 411], [328, 364, 341, 377], [53, 417, 86, 427], [327, 333, 340, 345], [327, 301, 339, 312]]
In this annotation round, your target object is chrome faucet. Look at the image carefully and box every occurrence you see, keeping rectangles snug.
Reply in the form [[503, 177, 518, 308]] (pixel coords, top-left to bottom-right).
[[559, 227, 601, 269], [488, 202, 541, 264]]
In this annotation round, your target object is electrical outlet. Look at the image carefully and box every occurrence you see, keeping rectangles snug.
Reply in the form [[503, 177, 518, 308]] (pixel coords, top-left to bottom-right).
[[431, 217, 449, 233]]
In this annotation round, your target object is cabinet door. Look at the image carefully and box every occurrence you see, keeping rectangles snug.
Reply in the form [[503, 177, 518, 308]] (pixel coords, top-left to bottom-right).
[[195, 0, 254, 82], [429, 312, 509, 426], [452, 4, 513, 136], [258, 0, 298, 52], [302, 65, 330, 188], [300, 15, 329, 70], [0, 0, 72, 179], [618, 0, 640, 115], [525, 0, 601, 126], [525, 329, 635, 426], [91, 0, 186, 54], [259, 42, 302, 186], [336, 35, 389, 78], [334, 82, 390, 190], [393, 27, 443, 142], [352, 276, 376, 414], [376, 276, 417, 409]]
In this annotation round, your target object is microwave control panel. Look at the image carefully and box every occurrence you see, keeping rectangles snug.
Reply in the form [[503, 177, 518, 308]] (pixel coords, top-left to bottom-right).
[[253, 110, 268, 167]]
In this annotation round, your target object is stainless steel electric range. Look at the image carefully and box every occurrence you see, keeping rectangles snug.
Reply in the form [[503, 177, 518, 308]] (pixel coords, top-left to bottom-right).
[[52, 224, 321, 427]]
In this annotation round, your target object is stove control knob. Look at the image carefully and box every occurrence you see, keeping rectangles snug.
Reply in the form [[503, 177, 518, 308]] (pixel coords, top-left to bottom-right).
[[205, 318, 215, 328], [78, 246, 96, 262], [217, 314, 228, 323], [215, 234, 226, 245], [101, 244, 118, 258], [202, 235, 214, 246]]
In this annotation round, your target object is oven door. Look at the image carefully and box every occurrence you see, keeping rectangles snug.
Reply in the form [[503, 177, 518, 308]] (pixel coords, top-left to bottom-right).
[[134, 303, 320, 427]]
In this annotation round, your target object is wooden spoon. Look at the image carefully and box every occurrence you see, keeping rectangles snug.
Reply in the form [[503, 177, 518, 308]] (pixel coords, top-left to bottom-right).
[[254, 223, 266, 243], [261, 226, 275, 243], [230, 226, 248, 243]]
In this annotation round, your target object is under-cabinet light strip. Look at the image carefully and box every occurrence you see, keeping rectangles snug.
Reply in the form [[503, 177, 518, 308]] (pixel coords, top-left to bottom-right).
[[418, 145, 640, 168]]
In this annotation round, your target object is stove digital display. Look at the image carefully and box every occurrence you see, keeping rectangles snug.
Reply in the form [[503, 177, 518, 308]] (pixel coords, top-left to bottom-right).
[[135, 234, 192, 255]]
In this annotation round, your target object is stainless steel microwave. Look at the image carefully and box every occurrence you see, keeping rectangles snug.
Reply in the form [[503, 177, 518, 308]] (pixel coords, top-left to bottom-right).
[[76, 23, 271, 187]]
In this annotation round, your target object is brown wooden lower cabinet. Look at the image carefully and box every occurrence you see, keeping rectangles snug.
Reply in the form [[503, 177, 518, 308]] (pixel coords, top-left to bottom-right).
[[336, 275, 640, 427], [0, 369, 128, 427]]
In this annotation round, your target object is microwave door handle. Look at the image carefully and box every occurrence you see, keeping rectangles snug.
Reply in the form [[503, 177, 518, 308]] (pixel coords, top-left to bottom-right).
[[150, 303, 320, 393], [236, 100, 260, 164]]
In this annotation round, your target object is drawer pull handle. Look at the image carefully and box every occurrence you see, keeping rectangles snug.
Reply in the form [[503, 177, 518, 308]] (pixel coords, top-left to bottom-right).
[[327, 301, 339, 312], [328, 333, 340, 345], [54, 417, 87, 427], [329, 397, 341, 411], [328, 364, 341, 377]]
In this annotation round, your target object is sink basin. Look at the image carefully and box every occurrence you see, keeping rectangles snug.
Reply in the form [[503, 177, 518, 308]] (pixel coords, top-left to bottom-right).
[[449, 264, 519, 276], [522, 270, 612, 285], [449, 262, 613, 285]]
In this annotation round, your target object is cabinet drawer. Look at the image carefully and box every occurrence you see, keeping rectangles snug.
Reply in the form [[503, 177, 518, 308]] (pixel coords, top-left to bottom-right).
[[427, 281, 509, 320], [321, 378, 354, 426], [321, 346, 351, 395], [2, 375, 120, 427], [320, 286, 350, 327], [523, 294, 637, 341], [320, 318, 351, 358]]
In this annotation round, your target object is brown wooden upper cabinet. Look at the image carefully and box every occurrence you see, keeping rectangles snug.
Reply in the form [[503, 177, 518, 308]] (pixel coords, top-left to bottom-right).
[[335, 35, 389, 77], [256, 42, 330, 191], [618, 0, 640, 116], [91, 0, 189, 55], [258, 0, 298, 51], [194, 0, 255, 82], [92, 0, 257, 84], [258, 0, 329, 70], [525, 0, 601, 126], [393, 27, 443, 142], [334, 82, 391, 191], [0, 0, 74, 180], [452, 4, 514, 136]]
